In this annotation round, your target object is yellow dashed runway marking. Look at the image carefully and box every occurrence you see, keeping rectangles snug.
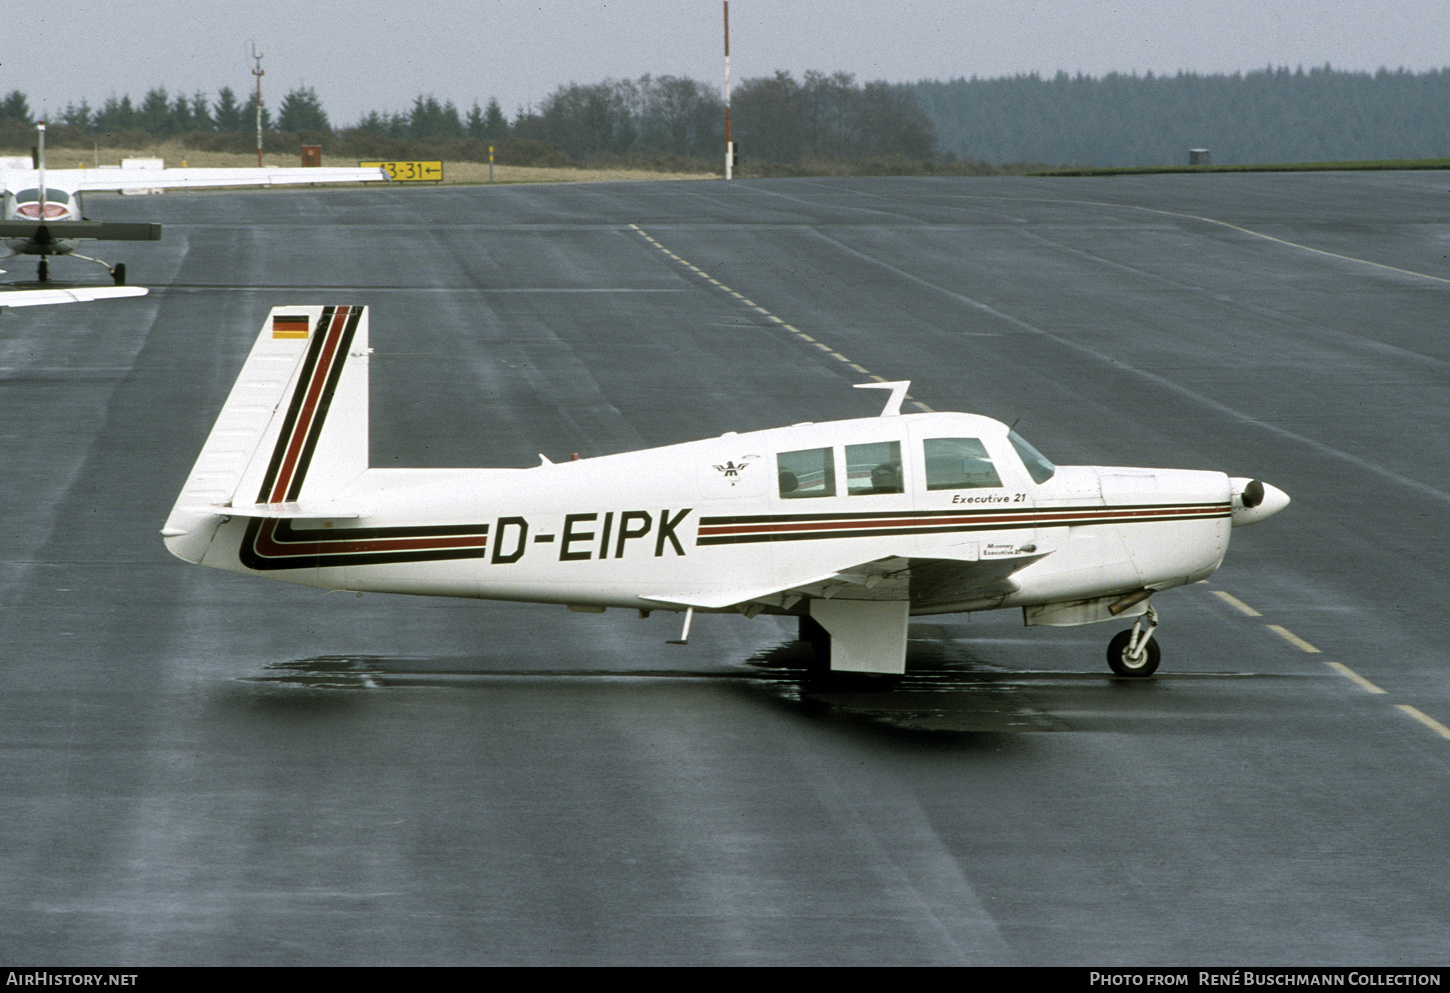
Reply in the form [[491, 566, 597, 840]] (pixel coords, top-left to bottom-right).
[[1267, 624, 1320, 653], [629, 222, 932, 411], [1323, 660, 1386, 695], [1212, 590, 1262, 617], [1396, 705, 1450, 740], [1216, 589, 1444, 741]]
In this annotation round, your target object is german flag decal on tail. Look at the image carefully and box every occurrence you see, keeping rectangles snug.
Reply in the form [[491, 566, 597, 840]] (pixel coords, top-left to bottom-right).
[[272, 313, 310, 338]]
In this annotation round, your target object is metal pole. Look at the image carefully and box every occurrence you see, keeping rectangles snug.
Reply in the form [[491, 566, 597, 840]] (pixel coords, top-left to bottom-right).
[[724, 1, 732, 180], [251, 42, 265, 167], [36, 122, 46, 213]]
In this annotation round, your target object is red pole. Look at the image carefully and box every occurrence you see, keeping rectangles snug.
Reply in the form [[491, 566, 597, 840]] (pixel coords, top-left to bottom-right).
[[251, 42, 265, 167], [724, 1, 732, 179]]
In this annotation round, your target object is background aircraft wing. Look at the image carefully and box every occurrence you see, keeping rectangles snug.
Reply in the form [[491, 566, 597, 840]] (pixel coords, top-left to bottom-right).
[[59, 165, 391, 193], [0, 284, 148, 309]]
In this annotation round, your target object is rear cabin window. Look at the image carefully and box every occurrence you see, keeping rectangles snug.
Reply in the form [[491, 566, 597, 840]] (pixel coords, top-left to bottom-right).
[[777, 447, 836, 499], [923, 438, 1003, 490], [846, 441, 903, 495]]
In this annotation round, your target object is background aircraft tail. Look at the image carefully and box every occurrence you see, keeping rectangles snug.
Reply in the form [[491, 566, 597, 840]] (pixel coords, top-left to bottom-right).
[[163, 304, 370, 563]]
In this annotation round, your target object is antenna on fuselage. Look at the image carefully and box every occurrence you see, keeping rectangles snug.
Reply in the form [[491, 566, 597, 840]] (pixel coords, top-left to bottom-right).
[[854, 380, 910, 417]]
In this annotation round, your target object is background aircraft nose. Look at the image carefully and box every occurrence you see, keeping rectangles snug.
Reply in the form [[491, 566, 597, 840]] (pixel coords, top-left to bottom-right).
[[1229, 478, 1290, 527]]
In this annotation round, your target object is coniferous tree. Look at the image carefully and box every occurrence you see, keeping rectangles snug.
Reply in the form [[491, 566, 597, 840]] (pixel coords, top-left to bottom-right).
[[481, 97, 510, 142], [189, 92, 214, 132], [170, 92, 194, 134], [213, 87, 244, 132], [94, 95, 138, 133], [408, 95, 463, 139], [278, 87, 330, 133], [60, 100, 94, 131], [139, 88, 173, 135], [1, 90, 32, 126]]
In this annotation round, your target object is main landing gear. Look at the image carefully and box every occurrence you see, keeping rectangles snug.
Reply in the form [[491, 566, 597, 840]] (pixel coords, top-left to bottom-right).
[[34, 255, 127, 285], [1107, 603, 1160, 677]]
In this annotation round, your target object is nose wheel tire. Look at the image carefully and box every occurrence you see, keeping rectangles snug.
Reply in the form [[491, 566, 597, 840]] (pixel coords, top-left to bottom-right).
[[111, 263, 126, 286], [1108, 628, 1161, 677]]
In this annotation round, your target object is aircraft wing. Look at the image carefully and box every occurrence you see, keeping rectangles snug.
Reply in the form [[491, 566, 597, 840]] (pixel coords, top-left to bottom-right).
[[642, 545, 1043, 613], [0, 284, 148, 309], [55, 165, 391, 193]]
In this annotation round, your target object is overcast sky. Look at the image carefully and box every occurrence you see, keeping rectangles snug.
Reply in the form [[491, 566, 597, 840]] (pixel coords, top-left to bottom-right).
[[14, 1, 1450, 126]]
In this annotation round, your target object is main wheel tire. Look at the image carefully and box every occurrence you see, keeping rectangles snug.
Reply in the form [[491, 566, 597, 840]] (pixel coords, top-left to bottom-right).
[[112, 263, 126, 286], [1107, 629, 1161, 677]]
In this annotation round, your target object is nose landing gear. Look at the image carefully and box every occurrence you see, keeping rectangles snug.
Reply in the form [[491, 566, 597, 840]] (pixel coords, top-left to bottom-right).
[[1107, 602, 1160, 677]]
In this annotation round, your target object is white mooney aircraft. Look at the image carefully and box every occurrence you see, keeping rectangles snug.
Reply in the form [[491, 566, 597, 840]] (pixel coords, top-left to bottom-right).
[[163, 305, 1289, 678], [0, 124, 388, 284]]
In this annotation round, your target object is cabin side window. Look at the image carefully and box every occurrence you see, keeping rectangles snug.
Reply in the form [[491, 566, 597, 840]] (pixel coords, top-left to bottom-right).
[[777, 447, 836, 499], [923, 438, 1003, 490], [845, 441, 903, 495]]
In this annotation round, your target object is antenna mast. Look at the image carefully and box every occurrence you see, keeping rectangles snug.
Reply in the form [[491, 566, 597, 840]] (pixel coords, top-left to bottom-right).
[[250, 41, 265, 167]]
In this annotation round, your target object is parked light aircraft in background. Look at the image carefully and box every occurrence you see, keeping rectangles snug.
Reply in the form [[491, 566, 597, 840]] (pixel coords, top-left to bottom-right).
[[0, 124, 388, 285], [163, 305, 1289, 678]]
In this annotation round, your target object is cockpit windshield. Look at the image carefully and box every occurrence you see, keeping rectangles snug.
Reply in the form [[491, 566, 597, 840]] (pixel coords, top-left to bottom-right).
[[1008, 430, 1056, 484], [15, 188, 71, 205]]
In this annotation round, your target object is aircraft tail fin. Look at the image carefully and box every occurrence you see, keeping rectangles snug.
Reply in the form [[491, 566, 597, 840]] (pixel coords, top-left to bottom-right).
[[163, 305, 370, 563]]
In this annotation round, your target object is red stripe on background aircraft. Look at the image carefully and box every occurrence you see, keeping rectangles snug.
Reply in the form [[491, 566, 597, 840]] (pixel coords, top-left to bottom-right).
[[163, 305, 1288, 679]]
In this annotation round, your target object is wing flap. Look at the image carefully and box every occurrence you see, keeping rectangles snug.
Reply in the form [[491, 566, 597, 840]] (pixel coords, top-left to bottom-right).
[[643, 555, 917, 612], [643, 546, 1047, 613]]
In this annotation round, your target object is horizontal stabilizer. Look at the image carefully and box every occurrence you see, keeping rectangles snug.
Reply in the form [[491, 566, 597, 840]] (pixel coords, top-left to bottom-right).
[[219, 501, 364, 520], [0, 220, 163, 242]]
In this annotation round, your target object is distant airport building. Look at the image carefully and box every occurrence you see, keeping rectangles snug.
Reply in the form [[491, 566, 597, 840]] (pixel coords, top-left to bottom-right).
[[1189, 149, 1212, 165]]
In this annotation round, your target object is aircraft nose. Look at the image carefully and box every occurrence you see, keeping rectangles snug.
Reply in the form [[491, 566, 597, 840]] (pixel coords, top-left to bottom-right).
[[1229, 478, 1290, 527]]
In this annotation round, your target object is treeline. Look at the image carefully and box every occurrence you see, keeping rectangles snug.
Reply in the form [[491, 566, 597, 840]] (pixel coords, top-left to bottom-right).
[[9, 66, 1448, 172], [0, 72, 946, 173], [912, 65, 1450, 167]]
